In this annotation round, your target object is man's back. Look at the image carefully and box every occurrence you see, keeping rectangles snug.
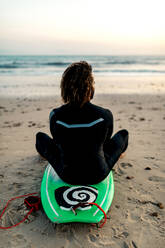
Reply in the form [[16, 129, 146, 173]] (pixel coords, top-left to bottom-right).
[[49, 102, 113, 184]]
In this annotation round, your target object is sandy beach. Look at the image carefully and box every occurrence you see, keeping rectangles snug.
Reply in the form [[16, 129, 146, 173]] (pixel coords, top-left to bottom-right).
[[0, 76, 165, 248], [1, 0, 165, 244]]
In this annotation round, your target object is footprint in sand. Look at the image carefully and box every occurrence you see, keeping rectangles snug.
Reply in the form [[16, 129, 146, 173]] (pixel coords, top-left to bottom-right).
[[12, 122, 22, 127], [37, 123, 46, 128], [8, 182, 24, 190], [113, 166, 125, 176], [144, 156, 155, 160], [123, 241, 130, 248], [123, 241, 138, 248], [114, 162, 133, 176], [0, 174, 4, 184], [148, 176, 165, 182], [0, 208, 22, 227], [89, 233, 97, 243], [11, 234, 28, 247], [126, 209, 142, 223], [120, 163, 133, 168]]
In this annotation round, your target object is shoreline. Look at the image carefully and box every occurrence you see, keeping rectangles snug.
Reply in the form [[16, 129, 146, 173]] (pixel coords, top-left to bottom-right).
[[0, 75, 165, 98]]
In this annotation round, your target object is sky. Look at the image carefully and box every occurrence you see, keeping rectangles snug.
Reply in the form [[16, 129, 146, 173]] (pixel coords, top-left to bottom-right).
[[0, 0, 165, 55]]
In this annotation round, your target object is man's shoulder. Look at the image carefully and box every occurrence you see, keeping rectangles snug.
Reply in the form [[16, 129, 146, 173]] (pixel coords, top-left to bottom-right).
[[49, 104, 66, 121], [87, 102, 113, 118]]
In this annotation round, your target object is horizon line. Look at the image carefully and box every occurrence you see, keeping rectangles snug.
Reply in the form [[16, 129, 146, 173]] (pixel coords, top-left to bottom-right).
[[1, 54, 165, 56]]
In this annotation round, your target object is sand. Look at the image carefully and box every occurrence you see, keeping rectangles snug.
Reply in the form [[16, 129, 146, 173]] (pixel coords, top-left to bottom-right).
[[0, 90, 165, 247]]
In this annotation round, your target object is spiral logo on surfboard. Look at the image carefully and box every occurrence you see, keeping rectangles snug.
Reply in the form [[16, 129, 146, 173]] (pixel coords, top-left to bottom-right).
[[55, 186, 98, 210]]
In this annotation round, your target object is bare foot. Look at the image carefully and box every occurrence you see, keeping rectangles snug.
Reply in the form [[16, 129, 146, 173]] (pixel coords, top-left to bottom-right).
[[119, 152, 126, 159]]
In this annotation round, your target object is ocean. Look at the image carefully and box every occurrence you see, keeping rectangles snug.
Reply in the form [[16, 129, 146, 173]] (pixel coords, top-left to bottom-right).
[[0, 55, 165, 76], [0, 55, 165, 97]]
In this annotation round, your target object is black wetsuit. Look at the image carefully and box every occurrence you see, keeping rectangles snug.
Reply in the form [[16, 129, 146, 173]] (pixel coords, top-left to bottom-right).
[[36, 102, 128, 185]]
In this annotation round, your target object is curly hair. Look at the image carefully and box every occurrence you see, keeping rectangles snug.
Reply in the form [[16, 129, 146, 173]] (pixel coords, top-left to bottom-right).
[[60, 61, 95, 106]]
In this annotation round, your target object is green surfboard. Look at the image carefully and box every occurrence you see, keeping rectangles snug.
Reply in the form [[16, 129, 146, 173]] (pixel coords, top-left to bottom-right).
[[41, 163, 114, 224]]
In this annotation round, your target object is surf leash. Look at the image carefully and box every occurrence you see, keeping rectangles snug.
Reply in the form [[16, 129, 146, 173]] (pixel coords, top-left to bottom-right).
[[0, 194, 107, 229], [71, 202, 107, 228], [0, 193, 41, 230]]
